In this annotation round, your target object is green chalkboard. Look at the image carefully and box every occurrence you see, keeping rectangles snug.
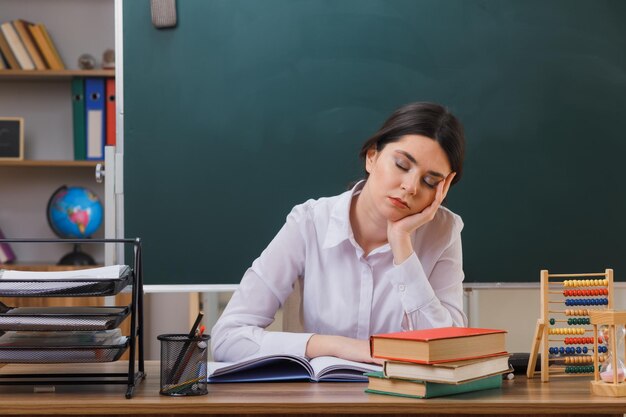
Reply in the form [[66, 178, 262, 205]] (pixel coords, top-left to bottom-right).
[[124, 0, 626, 285]]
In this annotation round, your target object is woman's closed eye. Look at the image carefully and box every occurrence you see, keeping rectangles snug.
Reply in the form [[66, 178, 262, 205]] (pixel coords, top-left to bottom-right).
[[423, 175, 442, 189], [394, 159, 410, 171]]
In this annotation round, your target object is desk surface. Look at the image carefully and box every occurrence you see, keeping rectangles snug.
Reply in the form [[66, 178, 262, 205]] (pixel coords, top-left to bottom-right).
[[0, 361, 625, 416]]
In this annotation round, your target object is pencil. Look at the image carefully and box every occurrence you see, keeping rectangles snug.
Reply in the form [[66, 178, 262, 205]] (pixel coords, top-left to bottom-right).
[[162, 375, 206, 395], [168, 311, 204, 384]]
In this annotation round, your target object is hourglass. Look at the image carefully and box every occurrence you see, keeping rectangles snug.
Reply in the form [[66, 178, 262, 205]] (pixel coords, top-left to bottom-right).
[[590, 310, 626, 396]]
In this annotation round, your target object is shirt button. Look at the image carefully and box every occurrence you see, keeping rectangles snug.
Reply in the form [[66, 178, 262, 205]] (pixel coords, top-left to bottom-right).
[[398, 284, 406, 292]]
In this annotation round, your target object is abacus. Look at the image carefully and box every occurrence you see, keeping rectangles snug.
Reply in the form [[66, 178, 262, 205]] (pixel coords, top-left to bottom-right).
[[527, 269, 614, 381]]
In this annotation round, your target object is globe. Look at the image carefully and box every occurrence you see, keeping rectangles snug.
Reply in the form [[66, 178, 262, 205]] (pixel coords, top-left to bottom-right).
[[47, 186, 103, 238], [46, 185, 103, 265]]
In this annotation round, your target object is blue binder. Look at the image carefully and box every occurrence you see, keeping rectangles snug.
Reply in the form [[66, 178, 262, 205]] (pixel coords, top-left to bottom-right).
[[85, 77, 105, 160]]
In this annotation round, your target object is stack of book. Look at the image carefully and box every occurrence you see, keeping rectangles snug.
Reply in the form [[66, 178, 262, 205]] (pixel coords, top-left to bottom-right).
[[0, 19, 65, 70], [367, 327, 510, 399]]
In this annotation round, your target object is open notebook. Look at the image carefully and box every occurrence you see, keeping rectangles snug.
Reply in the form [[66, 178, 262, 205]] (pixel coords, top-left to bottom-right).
[[208, 354, 381, 382]]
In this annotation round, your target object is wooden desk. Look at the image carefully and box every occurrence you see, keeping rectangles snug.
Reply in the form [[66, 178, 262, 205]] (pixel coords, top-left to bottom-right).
[[0, 361, 624, 416]]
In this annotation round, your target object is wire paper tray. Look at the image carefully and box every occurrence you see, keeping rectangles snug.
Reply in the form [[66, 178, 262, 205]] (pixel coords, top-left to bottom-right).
[[0, 240, 144, 398], [0, 306, 130, 331], [0, 338, 129, 363], [0, 274, 132, 297]]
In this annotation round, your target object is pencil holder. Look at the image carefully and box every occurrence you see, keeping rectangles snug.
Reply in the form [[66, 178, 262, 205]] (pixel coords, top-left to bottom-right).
[[158, 333, 210, 396]]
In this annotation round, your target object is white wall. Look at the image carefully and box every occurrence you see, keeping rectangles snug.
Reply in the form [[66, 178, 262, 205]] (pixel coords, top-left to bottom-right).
[[141, 285, 626, 360]]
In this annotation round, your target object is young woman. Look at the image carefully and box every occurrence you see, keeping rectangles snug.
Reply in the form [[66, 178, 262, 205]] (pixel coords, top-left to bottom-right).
[[211, 102, 467, 364]]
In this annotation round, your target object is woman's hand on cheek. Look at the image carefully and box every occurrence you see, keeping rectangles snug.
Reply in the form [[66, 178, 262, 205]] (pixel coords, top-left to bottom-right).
[[387, 172, 456, 264]]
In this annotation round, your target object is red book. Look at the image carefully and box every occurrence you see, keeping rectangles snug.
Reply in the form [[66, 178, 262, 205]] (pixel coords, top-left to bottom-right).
[[370, 327, 507, 364], [105, 78, 116, 146]]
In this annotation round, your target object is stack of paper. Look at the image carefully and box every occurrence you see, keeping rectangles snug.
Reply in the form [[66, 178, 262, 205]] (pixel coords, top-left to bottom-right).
[[0, 265, 129, 280], [0, 265, 130, 295]]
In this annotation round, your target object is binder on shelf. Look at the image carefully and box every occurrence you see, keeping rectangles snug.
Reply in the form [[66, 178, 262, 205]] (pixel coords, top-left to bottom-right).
[[12, 20, 46, 70], [0, 30, 19, 69], [85, 77, 105, 160], [72, 77, 87, 160], [105, 78, 116, 146], [0, 22, 33, 70]]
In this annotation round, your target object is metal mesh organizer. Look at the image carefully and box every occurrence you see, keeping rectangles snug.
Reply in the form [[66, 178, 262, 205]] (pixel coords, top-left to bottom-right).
[[158, 334, 209, 396], [0, 340, 129, 363], [0, 238, 145, 398], [0, 305, 130, 331], [0, 271, 131, 297]]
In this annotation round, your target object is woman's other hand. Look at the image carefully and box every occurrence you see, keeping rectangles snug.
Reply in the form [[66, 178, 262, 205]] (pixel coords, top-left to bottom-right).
[[305, 334, 384, 365]]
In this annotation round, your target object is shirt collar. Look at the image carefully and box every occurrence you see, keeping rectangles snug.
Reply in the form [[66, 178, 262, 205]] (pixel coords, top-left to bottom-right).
[[322, 180, 365, 249]]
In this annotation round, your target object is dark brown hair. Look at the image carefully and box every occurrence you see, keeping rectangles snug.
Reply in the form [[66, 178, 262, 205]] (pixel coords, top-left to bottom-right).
[[359, 102, 465, 185]]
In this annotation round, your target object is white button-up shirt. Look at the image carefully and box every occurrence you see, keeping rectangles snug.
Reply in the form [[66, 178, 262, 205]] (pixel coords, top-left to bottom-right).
[[211, 181, 467, 362]]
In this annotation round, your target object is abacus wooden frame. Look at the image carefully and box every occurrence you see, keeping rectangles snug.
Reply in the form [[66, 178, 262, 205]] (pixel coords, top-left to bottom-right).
[[527, 269, 614, 382]]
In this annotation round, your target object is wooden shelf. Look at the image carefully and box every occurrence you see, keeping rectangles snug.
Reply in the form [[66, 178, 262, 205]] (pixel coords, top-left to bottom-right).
[[0, 160, 102, 167], [0, 69, 114, 80]]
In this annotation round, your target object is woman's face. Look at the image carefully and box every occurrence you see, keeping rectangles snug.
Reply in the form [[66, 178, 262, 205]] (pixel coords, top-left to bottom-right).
[[365, 134, 452, 222]]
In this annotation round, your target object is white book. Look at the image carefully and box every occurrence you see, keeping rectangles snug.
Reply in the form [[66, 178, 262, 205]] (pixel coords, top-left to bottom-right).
[[383, 354, 511, 384], [0, 22, 34, 70]]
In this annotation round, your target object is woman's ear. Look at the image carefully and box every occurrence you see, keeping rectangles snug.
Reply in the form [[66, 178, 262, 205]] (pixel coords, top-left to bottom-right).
[[365, 147, 378, 174]]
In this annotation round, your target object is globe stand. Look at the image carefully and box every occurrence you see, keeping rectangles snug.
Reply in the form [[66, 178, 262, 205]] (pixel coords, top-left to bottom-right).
[[58, 243, 96, 266]]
